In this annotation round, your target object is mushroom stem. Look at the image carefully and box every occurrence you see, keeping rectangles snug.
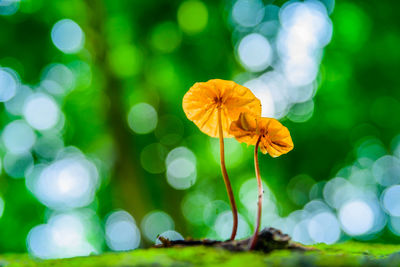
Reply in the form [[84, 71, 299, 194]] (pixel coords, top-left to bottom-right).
[[249, 135, 263, 250], [217, 107, 238, 241]]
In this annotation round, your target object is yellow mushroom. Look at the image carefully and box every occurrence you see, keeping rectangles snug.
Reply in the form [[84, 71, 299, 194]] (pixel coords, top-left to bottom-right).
[[183, 79, 261, 240], [230, 112, 293, 249]]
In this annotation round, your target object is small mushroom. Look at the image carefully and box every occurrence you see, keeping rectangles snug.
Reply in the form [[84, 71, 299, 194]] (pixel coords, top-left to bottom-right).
[[230, 112, 293, 249], [183, 79, 261, 240]]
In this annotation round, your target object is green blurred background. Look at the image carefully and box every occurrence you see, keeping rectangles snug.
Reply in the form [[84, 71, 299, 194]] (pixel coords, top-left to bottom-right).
[[0, 0, 400, 259]]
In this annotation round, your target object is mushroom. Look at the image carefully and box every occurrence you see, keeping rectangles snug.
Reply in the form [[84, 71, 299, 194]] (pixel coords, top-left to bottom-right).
[[230, 112, 293, 249], [183, 79, 261, 240]]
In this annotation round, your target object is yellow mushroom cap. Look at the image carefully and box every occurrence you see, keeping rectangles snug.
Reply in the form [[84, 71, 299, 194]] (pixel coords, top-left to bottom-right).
[[230, 112, 294, 157], [182, 79, 261, 138]]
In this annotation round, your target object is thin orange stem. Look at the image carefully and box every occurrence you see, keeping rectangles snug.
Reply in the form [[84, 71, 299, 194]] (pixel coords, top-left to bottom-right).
[[249, 135, 263, 250], [217, 107, 238, 241]]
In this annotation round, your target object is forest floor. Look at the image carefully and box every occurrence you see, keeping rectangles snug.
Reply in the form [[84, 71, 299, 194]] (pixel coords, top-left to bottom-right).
[[1, 242, 400, 267]]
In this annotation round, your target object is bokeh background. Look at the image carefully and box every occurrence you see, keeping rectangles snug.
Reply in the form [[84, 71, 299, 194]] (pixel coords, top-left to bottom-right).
[[0, 0, 399, 259]]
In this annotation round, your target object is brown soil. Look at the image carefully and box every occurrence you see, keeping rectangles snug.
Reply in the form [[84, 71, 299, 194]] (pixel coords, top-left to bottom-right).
[[154, 227, 310, 253]]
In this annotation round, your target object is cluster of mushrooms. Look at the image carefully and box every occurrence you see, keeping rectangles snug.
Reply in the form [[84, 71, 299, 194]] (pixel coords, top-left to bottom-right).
[[182, 79, 294, 250]]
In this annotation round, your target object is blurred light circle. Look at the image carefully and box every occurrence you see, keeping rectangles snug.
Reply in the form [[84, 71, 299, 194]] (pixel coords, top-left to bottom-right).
[[357, 138, 386, 161], [210, 138, 243, 168], [258, 71, 291, 119], [348, 169, 374, 188], [166, 153, 193, 171], [50, 214, 85, 248], [355, 157, 375, 170], [232, 0, 264, 28], [261, 209, 280, 230], [392, 134, 400, 158], [181, 193, 210, 225], [109, 44, 141, 78], [372, 155, 400, 186], [25, 164, 46, 194], [42, 63, 75, 92], [257, 20, 280, 37], [2, 120, 36, 154], [51, 19, 85, 54], [309, 181, 326, 200], [335, 166, 352, 179], [128, 103, 158, 134], [166, 146, 195, 165], [27, 224, 55, 259], [4, 85, 32, 115], [68, 60, 92, 89], [166, 158, 196, 190], [23, 93, 60, 131], [177, 0, 208, 34], [323, 177, 353, 209], [339, 200, 374, 236], [140, 143, 167, 174], [3, 152, 34, 178], [48, 213, 96, 258], [308, 212, 340, 244], [203, 200, 230, 226], [279, 1, 332, 48], [141, 211, 174, 242], [0, 196, 4, 218], [155, 230, 184, 245], [389, 216, 400, 236], [264, 4, 280, 21], [151, 22, 182, 53], [147, 57, 179, 93], [0, 0, 20, 16], [244, 78, 275, 117], [106, 210, 136, 226], [276, 0, 333, 96], [283, 57, 319, 86], [166, 147, 197, 190], [0, 68, 18, 102], [58, 164, 90, 195], [287, 100, 314, 123], [288, 83, 316, 104], [105, 210, 141, 251], [34, 155, 98, 209], [292, 219, 314, 245], [304, 199, 330, 214], [238, 33, 272, 72], [239, 178, 275, 216], [285, 211, 305, 235], [27, 212, 96, 259], [368, 197, 387, 234], [33, 134, 64, 160], [41, 79, 64, 96], [382, 185, 400, 216], [214, 211, 250, 240], [320, 0, 335, 14], [51, 111, 66, 133]]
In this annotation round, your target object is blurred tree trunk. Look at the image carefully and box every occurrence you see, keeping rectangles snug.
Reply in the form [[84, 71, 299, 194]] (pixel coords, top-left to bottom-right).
[[84, 0, 153, 224]]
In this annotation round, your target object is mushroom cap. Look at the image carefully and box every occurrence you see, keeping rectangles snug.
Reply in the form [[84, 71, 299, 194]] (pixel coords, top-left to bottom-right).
[[230, 112, 294, 157], [182, 79, 261, 138]]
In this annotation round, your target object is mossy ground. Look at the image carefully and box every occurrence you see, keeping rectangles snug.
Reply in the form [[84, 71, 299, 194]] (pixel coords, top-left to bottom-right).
[[1, 242, 400, 267]]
